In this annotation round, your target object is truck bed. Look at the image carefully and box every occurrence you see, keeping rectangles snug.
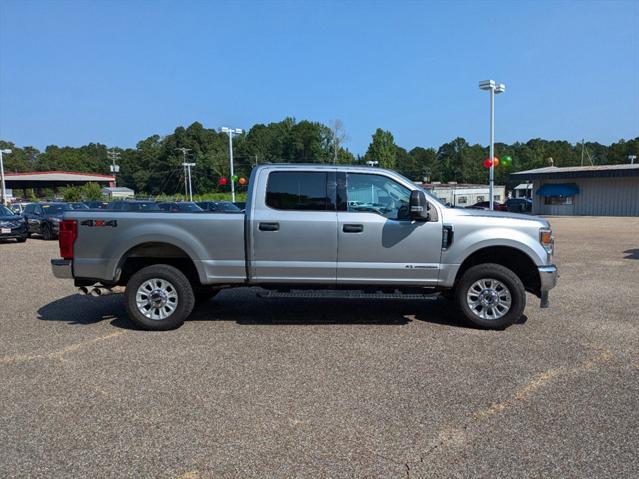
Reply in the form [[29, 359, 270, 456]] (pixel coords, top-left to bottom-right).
[[66, 211, 247, 285]]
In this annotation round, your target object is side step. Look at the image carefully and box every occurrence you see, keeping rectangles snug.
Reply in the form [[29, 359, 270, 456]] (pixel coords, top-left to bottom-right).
[[257, 289, 441, 301]]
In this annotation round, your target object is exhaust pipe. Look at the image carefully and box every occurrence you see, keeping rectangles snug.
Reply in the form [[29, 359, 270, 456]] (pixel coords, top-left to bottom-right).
[[78, 285, 116, 296]]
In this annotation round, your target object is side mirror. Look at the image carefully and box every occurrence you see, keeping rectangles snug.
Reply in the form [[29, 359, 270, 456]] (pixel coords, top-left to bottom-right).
[[409, 190, 430, 221]]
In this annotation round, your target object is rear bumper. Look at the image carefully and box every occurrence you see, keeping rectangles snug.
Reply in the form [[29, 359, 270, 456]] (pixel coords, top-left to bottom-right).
[[0, 224, 28, 239], [539, 265, 558, 292], [51, 259, 73, 279]]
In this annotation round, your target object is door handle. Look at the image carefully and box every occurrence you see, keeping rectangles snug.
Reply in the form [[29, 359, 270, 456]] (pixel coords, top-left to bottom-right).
[[259, 222, 280, 231], [343, 224, 363, 233]]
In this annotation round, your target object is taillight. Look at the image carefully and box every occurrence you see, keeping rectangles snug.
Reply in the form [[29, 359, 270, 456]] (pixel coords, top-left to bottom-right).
[[59, 220, 77, 259]]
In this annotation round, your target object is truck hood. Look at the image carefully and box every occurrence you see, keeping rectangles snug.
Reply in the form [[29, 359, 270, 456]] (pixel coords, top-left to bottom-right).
[[442, 207, 550, 228]]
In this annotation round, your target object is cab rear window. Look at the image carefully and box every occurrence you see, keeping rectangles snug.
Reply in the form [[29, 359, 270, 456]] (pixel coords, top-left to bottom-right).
[[266, 172, 333, 211]]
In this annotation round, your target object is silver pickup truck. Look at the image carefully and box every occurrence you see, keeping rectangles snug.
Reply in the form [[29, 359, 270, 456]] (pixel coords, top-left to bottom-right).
[[52, 164, 557, 330]]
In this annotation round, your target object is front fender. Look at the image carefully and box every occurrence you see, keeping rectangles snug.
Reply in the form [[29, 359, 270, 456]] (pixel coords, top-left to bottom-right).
[[442, 226, 548, 267]]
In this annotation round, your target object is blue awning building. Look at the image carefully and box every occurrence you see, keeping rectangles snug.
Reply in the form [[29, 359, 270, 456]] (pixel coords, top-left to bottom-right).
[[510, 164, 639, 216]]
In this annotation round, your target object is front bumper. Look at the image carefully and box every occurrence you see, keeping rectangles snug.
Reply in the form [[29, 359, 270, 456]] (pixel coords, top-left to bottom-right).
[[51, 259, 73, 279], [538, 264, 558, 308], [539, 265, 558, 292]]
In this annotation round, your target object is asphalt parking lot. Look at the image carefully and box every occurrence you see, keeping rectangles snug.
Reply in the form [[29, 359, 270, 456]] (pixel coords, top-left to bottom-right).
[[1, 216, 638, 478]]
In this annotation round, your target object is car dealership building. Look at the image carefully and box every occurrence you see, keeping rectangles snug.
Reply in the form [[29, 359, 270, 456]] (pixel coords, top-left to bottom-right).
[[510, 164, 639, 216]]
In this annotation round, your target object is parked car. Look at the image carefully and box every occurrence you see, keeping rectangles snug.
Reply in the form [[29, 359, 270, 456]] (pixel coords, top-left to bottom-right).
[[157, 202, 203, 213], [466, 201, 508, 211], [106, 200, 161, 212], [8, 202, 31, 215], [196, 201, 242, 213], [83, 200, 109, 209], [52, 164, 557, 331], [505, 198, 533, 213], [0, 204, 28, 242], [23, 202, 88, 240]]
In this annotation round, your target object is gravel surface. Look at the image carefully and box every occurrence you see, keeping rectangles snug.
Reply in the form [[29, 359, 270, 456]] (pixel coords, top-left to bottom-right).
[[1, 216, 638, 478]]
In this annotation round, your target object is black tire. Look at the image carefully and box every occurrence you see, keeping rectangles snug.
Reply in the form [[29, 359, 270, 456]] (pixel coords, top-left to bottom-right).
[[42, 223, 53, 241], [455, 263, 526, 329], [125, 264, 195, 331], [16, 237, 27, 243], [194, 287, 221, 304]]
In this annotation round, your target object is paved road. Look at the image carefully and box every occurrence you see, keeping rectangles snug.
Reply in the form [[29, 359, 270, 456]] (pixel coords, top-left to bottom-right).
[[1, 217, 638, 478]]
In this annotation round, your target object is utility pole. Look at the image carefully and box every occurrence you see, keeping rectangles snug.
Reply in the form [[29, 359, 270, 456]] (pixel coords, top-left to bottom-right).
[[183, 162, 196, 201], [175, 148, 192, 199], [0, 148, 12, 205], [108, 150, 120, 186], [629, 155, 637, 165], [220, 127, 243, 202]]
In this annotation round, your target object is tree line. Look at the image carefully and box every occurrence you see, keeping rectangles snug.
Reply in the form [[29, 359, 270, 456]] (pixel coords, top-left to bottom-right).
[[1, 118, 637, 196]]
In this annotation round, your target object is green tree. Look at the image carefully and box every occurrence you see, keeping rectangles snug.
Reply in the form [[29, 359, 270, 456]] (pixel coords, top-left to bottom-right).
[[364, 129, 397, 169], [62, 186, 82, 202], [81, 182, 103, 200]]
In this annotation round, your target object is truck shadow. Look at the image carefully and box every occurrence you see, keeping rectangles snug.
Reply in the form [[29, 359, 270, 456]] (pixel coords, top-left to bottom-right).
[[37, 291, 527, 330], [623, 249, 639, 260]]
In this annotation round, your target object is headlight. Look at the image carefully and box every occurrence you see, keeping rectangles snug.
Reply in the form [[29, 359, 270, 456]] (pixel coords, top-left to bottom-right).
[[539, 227, 554, 255]]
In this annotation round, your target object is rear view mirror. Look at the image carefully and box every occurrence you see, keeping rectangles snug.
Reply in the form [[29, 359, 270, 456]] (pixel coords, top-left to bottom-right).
[[409, 190, 430, 221]]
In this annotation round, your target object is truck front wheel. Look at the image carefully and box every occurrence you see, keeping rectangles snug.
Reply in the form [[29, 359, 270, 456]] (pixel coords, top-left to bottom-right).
[[125, 264, 195, 330], [455, 263, 526, 329]]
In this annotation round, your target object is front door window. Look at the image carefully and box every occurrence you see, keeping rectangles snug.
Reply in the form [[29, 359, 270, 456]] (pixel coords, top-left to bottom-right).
[[346, 173, 411, 220]]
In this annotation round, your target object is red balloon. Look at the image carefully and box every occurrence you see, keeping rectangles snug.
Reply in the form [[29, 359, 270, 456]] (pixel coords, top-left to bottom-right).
[[483, 159, 493, 168], [218, 177, 228, 186]]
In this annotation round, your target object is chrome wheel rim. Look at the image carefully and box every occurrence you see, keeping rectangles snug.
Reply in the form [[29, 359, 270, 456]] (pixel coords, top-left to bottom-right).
[[466, 278, 512, 320], [135, 278, 178, 320]]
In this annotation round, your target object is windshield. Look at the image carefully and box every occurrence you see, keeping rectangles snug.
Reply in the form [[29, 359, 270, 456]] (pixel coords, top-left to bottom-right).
[[42, 204, 70, 215], [177, 202, 203, 212], [70, 202, 89, 210], [0, 205, 14, 216]]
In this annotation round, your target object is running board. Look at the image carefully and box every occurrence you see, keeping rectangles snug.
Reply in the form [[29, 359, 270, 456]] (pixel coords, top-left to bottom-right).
[[257, 289, 440, 301]]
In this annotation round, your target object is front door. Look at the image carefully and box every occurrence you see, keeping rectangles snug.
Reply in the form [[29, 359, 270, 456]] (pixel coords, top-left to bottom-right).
[[250, 169, 338, 284], [337, 172, 442, 286]]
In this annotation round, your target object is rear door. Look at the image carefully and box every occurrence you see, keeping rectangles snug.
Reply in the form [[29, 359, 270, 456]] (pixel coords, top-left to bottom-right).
[[337, 172, 442, 286], [250, 169, 338, 284]]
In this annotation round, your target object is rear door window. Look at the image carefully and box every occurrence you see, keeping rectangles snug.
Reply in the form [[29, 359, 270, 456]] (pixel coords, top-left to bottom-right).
[[266, 171, 334, 211]]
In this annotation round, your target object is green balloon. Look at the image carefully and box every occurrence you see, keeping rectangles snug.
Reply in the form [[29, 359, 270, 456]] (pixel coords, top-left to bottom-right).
[[502, 155, 512, 166], [231, 175, 239, 182]]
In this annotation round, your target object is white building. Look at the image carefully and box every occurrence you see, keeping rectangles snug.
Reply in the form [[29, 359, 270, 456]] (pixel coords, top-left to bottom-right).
[[102, 186, 135, 199], [421, 182, 506, 207], [513, 183, 532, 199]]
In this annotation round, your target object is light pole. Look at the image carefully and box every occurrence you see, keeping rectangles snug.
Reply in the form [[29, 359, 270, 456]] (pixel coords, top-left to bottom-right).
[[220, 127, 243, 202], [629, 155, 637, 165], [0, 149, 12, 205], [479, 80, 506, 210]]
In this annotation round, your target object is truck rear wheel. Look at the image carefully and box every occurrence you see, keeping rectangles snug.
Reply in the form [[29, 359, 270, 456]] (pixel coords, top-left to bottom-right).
[[455, 263, 525, 329], [125, 264, 195, 330]]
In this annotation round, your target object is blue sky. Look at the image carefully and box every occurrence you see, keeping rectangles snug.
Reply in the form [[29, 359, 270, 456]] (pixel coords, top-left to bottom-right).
[[1, 0, 638, 155]]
